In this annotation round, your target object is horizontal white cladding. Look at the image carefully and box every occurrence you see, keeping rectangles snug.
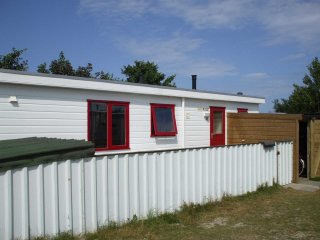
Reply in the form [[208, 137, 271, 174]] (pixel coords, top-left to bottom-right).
[[183, 98, 259, 147], [0, 71, 265, 104], [0, 84, 183, 150], [0, 79, 261, 152]]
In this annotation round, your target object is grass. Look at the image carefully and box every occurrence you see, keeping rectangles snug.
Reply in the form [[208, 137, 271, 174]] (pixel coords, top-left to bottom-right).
[[310, 177, 320, 182], [34, 184, 320, 240]]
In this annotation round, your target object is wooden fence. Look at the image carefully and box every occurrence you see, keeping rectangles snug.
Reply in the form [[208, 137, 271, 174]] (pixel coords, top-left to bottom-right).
[[310, 119, 320, 177], [227, 113, 302, 182]]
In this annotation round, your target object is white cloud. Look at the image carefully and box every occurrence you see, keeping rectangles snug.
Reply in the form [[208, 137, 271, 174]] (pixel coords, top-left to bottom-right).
[[280, 53, 306, 62], [244, 72, 269, 80], [163, 0, 320, 46], [79, 0, 320, 47], [121, 34, 236, 78], [260, 1, 320, 46], [79, 0, 152, 19], [159, 0, 255, 29], [124, 34, 204, 63], [175, 60, 237, 78]]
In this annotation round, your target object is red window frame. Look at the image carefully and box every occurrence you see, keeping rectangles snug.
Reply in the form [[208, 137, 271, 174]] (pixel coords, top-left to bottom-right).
[[87, 100, 130, 151], [237, 108, 248, 113], [150, 103, 178, 137]]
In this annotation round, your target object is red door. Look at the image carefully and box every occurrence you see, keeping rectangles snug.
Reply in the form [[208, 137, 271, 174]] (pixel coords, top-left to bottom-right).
[[210, 107, 225, 146]]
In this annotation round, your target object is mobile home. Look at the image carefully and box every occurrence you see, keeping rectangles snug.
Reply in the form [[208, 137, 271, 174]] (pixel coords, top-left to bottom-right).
[[0, 69, 265, 154]]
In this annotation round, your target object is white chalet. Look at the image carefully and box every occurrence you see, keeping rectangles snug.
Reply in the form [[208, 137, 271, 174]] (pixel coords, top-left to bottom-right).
[[0, 69, 265, 154]]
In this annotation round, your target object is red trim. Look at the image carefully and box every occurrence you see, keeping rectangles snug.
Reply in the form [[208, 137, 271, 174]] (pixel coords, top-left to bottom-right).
[[87, 100, 91, 142], [237, 108, 248, 113], [108, 102, 130, 150], [87, 100, 129, 151], [210, 106, 226, 146], [150, 103, 177, 137]]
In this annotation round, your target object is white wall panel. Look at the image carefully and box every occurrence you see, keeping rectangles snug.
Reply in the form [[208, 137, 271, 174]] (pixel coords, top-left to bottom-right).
[[184, 98, 259, 147], [0, 83, 260, 152], [0, 142, 293, 240], [0, 83, 183, 151]]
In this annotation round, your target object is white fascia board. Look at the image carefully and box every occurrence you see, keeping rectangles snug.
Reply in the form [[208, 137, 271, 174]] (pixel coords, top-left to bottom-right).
[[0, 72, 265, 104]]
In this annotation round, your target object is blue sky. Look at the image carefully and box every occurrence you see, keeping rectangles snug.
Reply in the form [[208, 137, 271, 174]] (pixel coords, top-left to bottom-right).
[[1, 0, 320, 112]]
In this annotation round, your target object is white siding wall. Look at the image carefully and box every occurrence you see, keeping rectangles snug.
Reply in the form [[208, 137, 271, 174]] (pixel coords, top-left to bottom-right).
[[184, 98, 259, 147], [0, 83, 259, 152], [0, 84, 182, 153]]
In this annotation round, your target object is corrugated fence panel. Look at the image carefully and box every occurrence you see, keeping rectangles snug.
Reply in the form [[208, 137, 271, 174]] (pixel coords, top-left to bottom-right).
[[0, 142, 293, 240]]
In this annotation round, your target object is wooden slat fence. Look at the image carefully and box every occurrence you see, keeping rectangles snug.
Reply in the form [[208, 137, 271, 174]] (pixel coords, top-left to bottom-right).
[[227, 113, 302, 182]]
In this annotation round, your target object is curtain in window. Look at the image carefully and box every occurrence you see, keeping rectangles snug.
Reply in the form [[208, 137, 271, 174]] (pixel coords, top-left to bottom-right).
[[90, 103, 107, 148], [112, 106, 126, 145], [155, 108, 175, 132]]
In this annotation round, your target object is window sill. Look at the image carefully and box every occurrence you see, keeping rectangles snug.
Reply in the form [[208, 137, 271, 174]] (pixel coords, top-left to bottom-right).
[[151, 133, 177, 137], [95, 146, 130, 152]]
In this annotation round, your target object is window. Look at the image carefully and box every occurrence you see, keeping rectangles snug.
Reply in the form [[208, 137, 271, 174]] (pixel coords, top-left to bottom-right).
[[88, 100, 129, 150], [150, 103, 177, 136], [237, 108, 248, 113], [213, 111, 223, 134]]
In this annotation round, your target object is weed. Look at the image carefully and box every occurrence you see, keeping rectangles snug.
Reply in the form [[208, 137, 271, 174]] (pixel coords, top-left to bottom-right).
[[129, 214, 138, 224], [106, 221, 118, 229], [158, 212, 179, 224], [52, 232, 75, 240], [310, 177, 320, 181], [33, 232, 75, 240], [257, 182, 269, 191]]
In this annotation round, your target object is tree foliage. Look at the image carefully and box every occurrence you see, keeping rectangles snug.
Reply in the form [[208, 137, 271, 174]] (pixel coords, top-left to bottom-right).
[[1, 49, 176, 86], [0, 48, 28, 71], [121, 60, 176, 87], [38, 51, 76, 76], [37, 51, 119, 80], [274, 57, 320, 114], [75, 63, 93, 78], [95, 71, 121, 81], [37, 62, 50, 74]]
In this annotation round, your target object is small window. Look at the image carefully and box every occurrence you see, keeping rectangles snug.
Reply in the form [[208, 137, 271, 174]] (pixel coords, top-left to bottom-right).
[[237, 108, 248, 113], [88, 100, 129, 150], [213, 111, 223, 134], [151, 104, 177, 136]]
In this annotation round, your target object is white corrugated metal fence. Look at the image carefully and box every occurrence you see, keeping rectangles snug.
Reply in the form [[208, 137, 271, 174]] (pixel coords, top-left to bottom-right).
[[0, 142, 292, 239]]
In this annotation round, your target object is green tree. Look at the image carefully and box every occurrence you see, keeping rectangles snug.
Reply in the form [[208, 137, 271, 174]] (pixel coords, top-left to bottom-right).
[[37, 62, 50, 73], [0, 48, 28, 71], [50, 51, 75, 76], [274, 57, 320, 114], [95, 71, 121, 81], [75, 63, 93, 78], [37, 51, 75, 76], [37, 51, 120, 80], [121, 60, 176, 87]]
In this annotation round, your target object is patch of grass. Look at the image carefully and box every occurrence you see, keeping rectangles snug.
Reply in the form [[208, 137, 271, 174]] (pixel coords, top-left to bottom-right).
[[310, 177, 320, 181], [33, 232, 75, 240], [33, 184, 320, 239]]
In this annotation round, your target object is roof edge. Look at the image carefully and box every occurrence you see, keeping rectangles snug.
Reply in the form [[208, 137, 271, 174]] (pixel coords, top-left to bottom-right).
[[0, 68, 265, 102]]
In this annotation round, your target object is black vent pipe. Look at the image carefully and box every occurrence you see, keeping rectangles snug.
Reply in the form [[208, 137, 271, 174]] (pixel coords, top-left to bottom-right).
[[192, 75, 197, 90]]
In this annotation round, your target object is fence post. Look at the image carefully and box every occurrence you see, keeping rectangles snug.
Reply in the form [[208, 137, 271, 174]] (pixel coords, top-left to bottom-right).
[[276, 143, 279, 184]]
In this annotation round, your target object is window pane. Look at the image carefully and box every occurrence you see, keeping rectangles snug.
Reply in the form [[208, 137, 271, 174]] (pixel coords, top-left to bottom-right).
[[112, 106, 126, 146], [155, 107, 175, 132], [90, 103, 107, 148], [213, 112, 223, 134]]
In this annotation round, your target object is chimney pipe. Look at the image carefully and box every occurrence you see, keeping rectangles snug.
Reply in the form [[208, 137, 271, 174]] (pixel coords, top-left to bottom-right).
[[192, 75, 197, 90]]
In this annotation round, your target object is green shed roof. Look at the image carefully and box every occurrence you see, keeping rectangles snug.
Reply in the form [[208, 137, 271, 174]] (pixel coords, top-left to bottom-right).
[[0, 137, 95, 170]]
